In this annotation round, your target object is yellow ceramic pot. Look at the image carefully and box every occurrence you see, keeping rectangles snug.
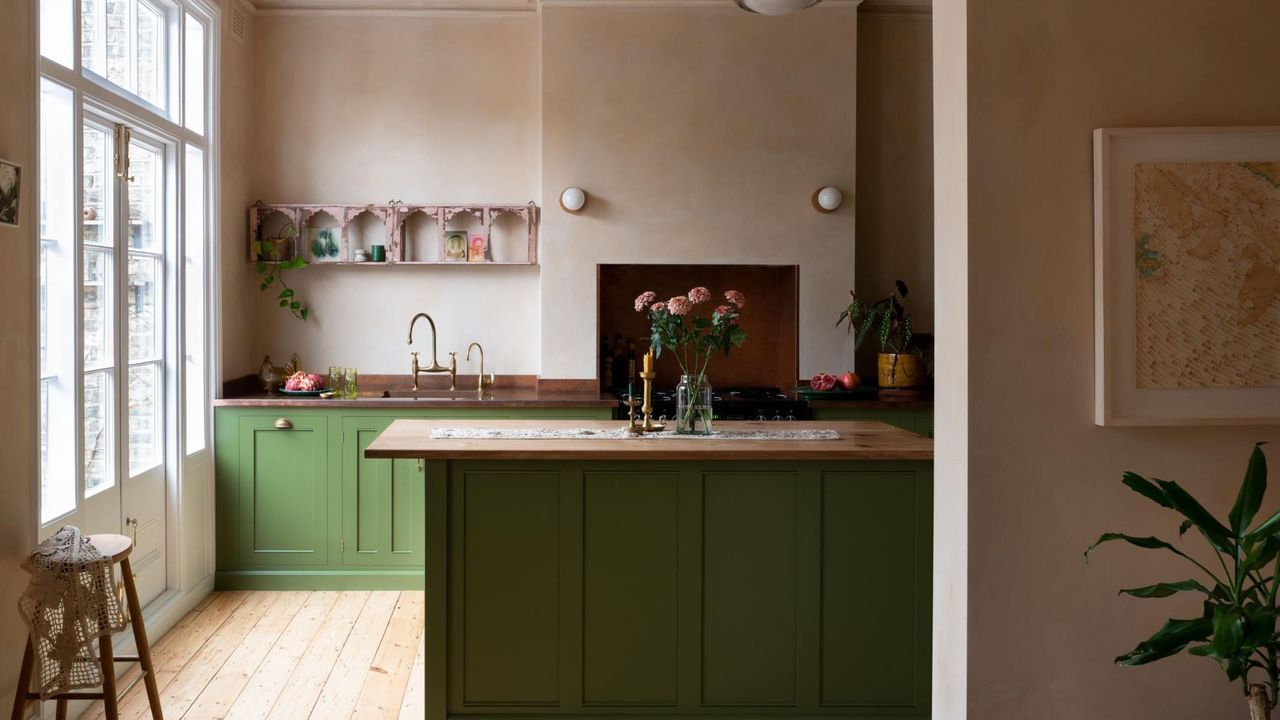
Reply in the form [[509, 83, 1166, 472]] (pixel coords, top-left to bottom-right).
[[877, 352, 925, 388]]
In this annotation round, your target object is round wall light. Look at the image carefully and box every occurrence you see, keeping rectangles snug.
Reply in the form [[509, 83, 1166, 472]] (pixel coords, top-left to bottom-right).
[[560, 187, 588, 214], [736, 0, 823, 16], [813, 186, 843, 213]]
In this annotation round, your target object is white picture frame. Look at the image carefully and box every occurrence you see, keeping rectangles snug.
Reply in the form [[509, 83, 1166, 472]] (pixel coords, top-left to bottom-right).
[[1093, 126, 1280, 426], [0, 159, 20, 227]]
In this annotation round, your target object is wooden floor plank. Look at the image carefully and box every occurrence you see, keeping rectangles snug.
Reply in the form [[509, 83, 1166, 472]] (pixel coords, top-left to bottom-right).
[[184, 591, 312, 719], [308, 591, 402, 720], [271, 590, 371, 720], [224, 591, 341, 719], [83, 591, 250, 720], [146, 591, 282, 719], [397, 629, 426, 720], [352, 592, 426, 720]]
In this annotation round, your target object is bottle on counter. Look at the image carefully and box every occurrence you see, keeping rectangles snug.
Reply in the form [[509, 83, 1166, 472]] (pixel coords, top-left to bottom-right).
[[627, 341, 637, 387]]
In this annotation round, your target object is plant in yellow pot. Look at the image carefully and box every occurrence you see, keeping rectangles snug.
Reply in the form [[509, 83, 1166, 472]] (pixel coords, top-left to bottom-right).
[[837, 280, 924, 389]]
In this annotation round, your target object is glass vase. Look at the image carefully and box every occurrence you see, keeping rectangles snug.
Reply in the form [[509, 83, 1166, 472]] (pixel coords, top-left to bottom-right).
[[675, 374, 714, 435]]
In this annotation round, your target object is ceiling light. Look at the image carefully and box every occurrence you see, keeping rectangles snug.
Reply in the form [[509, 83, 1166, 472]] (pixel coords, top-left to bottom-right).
[[735, 0, 823, 16]]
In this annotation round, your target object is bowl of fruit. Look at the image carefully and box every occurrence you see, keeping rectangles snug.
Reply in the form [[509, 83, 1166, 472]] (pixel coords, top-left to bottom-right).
[[279, 370, 331, 397], [797, 371, 874, 400]]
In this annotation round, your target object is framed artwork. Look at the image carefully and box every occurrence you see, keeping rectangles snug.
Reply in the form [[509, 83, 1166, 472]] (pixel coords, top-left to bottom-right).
[[1094, 126, 1280, 425], [467, 233, 487, 262], [444, 231, 467, 262], [0, 159, 20, 227]]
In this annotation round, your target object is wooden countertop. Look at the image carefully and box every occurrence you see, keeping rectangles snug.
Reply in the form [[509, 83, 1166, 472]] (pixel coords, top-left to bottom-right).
[[213, 388, 617, 409], [364, 419, 933, 461]]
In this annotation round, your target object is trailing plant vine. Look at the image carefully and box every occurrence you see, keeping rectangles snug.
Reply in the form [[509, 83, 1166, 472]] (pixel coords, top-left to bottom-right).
[[253, 221, 311, 320]]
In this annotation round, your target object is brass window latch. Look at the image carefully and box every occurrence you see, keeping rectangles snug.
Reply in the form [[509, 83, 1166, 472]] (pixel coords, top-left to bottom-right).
[[114, 124, 135, 182]]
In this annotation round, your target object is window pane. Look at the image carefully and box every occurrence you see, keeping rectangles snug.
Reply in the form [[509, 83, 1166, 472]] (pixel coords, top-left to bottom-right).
[[82, 124, 112, 248], [39, 80, 77, 524], [40, 0, 74, 68], [136, 2, 162, 107], [128, 254, 158, 361], [127, 138, 161, 251], [183, 15, 205, 134], [82, 0, 168, 111], [83, 247, 112, 370], [128, 363, 160, 474], [184, 145, 205, 452], [84, 370, 114, 495]]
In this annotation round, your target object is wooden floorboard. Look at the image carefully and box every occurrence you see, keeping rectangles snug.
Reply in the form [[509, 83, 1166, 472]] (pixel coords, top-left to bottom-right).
[[79, 590, 425, 720]]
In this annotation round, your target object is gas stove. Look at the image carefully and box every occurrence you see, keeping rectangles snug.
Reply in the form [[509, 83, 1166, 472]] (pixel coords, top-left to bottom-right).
[[614, 386, 811, 422]]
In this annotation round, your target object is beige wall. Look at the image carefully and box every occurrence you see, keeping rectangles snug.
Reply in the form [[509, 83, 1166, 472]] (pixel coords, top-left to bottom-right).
[[963, 0, 1280, 717], [540, 5, 859, 379], [0, 0, 38, 710], [244, 13, 542, 376], [855, 7, 932, 374], [220, 0, 259, 384]]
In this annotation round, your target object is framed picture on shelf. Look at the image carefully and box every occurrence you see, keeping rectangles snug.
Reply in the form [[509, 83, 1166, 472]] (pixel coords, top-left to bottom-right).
[[467, 234, 487, 262], [0, 159, 21, 227], [309, 227, 341, 262], [444, 231, 467, 262], [1093, 126, 1280, 425]]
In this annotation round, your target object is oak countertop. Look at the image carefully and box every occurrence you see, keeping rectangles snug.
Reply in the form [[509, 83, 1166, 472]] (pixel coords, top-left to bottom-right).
[[213, 388, 617, 409], [364, 419, 933, 461]]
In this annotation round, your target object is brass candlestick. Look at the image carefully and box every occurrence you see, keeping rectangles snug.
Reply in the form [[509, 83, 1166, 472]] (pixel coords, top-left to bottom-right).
[[623, 395, 642, 434], [639, 370, 666, 433]]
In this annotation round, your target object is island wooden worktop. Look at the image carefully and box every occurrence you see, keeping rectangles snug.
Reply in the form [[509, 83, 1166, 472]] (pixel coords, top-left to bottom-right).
[[364, 418, 933, 460]]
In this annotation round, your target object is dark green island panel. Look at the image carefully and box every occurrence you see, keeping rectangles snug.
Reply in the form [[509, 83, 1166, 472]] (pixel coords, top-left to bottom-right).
[[368, 419, 933, 720], [212, 404, 612, 590]]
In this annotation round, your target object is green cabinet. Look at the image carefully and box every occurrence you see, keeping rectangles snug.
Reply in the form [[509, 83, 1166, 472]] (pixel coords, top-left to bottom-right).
[[214, 405, 612, 590], [438, 461, 932, 718]]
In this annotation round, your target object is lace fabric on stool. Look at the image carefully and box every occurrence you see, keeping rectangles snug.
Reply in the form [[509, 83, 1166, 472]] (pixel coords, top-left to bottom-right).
[[17, 526, 128, 699]]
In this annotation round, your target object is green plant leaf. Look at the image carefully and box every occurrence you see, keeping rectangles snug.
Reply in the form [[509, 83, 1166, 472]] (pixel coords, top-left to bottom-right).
[[300, 308, 310, 320], [1084, 532, 1199, 566], [1118, 579, 1210, 599], [256, 261, 267, 273], [279, 299, 288, 307], [1211, 606, 1244, 660], [1153, 479, 1234, 553], [1122, 471, 1174, 509], [278, 289, 294, 299], [1179, 519, 1193, 537], [1230, 444, 1268, 536], [290, 301, 300, 310], [1115, 615, 1213, 666]]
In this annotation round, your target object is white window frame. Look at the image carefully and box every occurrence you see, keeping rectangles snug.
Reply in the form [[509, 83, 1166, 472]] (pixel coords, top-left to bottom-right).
[[35, 0, 219, 592]]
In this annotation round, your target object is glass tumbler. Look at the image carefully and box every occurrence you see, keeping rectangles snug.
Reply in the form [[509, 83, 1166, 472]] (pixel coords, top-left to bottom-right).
[[327, 366, 343, 393], [343, 367, 358, 399]]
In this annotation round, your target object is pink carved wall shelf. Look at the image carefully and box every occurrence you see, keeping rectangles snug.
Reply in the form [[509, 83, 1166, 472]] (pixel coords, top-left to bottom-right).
[[248, 200, 540, 266]]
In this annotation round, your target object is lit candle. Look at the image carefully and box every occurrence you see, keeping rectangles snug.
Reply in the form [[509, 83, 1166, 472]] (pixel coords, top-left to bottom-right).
[[643, 350, 653, 374]]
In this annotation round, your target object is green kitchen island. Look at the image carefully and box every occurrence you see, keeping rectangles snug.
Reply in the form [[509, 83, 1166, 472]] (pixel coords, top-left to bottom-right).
[[365, 419, 933, 720]]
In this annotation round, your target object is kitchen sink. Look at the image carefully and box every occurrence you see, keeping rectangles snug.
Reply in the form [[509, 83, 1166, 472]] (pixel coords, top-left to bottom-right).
[[379, 389, 488, 400]]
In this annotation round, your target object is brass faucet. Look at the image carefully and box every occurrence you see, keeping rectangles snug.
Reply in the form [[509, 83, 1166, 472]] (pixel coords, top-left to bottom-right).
[[465, 342, 496, 393], [408, 313, 457, 391]]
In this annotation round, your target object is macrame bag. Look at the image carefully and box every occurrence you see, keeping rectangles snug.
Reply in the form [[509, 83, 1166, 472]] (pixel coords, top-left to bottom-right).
[[17, 526, 127, 699]]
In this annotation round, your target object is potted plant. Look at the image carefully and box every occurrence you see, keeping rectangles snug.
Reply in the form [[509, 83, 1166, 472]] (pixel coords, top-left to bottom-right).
[[634, 287, 747, 435], [253, 221, 311, 320], [836, 280, 924, 389], [1085, 444, 1279, 719]]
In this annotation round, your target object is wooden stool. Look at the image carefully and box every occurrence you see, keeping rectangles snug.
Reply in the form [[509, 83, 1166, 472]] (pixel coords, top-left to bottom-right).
[[10, 534, 164, 720]]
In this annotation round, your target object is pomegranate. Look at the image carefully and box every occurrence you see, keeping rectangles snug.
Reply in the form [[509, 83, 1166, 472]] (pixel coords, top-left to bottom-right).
[[838, 372, 861, 391], [284, 371, 327, 392], [810, 373, 838, 392]]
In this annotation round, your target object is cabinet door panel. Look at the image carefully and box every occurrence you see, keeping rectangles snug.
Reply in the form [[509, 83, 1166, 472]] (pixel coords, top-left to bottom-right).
[[582, 471, 680, 706], [344, 419, 424, 567], [237, 416, 329, 566], [701, 471, 798, 706], [820, 471, 921, 707], [456, 469, 561, 707]]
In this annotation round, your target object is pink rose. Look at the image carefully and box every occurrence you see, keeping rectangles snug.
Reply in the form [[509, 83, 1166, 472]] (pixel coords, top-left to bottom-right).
[[714, 304, 734, 317], [634, 291, 657, 312], [667, 296, 693, 316], [650, 301, 666, 312], [725, 290, 746, 308], [688, 287, 710, 304]]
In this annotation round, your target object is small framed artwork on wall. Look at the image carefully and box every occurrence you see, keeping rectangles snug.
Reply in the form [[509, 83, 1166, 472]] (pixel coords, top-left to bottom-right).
[[444, 231, 467, 262], [467, 234, 487, 262], [1093, 126, 1280, 425], [0, 159, 20, 227]]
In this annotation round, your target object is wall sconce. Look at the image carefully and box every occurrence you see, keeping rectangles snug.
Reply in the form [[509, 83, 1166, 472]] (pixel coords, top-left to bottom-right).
[[812, 186, 843, 213], [560, 187, 588, 214]]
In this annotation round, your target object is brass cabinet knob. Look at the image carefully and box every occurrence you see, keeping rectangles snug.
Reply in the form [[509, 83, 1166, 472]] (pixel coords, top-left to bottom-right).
[[274, 418, 293, 430]]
